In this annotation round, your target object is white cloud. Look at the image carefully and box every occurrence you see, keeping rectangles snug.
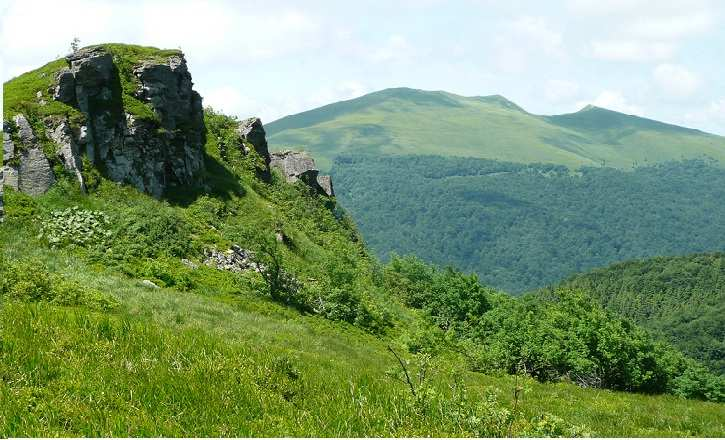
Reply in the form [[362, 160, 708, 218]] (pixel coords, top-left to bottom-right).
[[494, 16, 566, 73], [590, 40, 675, 62], [572, 0, 717, 62], [370, 35, 414, 63], [0, 0, 324, 82], [544, 79, 580, 102], [628, 12, 714, 40], [653, 64, 701, 98], [577, 90, 644, 115], [684, 98, 725, 135]]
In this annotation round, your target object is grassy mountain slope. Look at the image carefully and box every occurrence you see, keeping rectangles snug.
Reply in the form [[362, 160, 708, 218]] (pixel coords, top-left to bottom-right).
[[2, 45, 724, 437], [266, 88, 725, 171], [331, 155, 725, 293], [559, 253, 725, 374], [2, 229, 724, 436]]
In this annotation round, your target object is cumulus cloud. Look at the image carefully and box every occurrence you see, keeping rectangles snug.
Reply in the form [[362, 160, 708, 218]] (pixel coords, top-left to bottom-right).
[[573, 0, 717, 62], [590, 40, 675, 62], [577, 90, 644, 115], [370, 35, 414, 63], [544, 80, 580, 102], [1, 0, 324, 81], [653, 64, 701, 98], [684, 99, 725, 135], [493, 16, 566, 73]]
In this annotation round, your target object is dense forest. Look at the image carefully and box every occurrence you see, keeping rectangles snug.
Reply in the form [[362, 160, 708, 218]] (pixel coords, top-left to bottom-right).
[[331, 155, 725, 292], [558, 253, 725, 374]]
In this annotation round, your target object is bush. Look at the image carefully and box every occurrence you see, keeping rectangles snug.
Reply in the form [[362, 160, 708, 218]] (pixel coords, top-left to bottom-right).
[[39, 206, 112, 248], [0, 256, 118, 311], [111, 205, 193, 259]]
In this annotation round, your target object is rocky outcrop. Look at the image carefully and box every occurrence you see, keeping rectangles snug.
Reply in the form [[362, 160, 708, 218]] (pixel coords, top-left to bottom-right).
[[18, 147, 55, 196], [54, 46, 206, 197], [47, 120, 86, 192], [270, 150, 334, 196], [2, 116, 55, 196], [237, 117, 271, 180], [3, 46, 207, 199], [316, 175, 334, 197]]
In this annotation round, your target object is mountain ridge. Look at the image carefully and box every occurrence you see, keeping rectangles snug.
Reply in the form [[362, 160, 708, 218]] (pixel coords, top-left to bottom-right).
[[266, 87, 725, 171]]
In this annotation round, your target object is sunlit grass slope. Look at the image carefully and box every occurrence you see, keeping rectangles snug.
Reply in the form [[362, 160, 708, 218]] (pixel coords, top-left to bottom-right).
[[1, 232, 723, 437], [266, 88, 725, 171]]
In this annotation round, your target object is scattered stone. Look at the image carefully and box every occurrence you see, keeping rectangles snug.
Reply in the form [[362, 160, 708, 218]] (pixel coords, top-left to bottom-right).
[[140, 279, 160, 289], [203, 245, 265, 273], [181, 258, 198, 269]]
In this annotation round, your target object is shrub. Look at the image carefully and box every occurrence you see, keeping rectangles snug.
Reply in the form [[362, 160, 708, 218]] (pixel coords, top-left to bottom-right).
[[0, 256, 118, 311], [112, 206, 193, 259], [39, 206, 112, 248]]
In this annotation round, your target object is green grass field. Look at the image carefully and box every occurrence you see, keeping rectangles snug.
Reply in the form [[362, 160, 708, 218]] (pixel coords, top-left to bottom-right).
[[266, 88, 725, 171], [1, 213, 724, 437]]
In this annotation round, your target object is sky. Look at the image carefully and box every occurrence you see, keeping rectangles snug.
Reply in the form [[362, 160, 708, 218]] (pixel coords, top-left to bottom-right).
[[1, 0, 724, 135]]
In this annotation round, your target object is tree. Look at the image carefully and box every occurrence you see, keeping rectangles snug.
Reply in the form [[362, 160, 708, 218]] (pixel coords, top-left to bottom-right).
[[70, 37, 80, 53]]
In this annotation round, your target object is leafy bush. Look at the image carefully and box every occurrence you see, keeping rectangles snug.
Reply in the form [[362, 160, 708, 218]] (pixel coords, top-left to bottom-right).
[[39, 206, 111, 248], [3, 188, 38, 219], [111, 205, 193, 259], [0, 256, 118, 311], [384, 256, 725, 402]]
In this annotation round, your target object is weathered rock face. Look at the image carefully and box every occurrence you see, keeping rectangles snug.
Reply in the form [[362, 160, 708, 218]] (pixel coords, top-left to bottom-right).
[[55, 46, 206, 197], [2, 116, 55, 196], [3, 46, 207, 199], [270, 150, 335, 196], [47, 120, 86, 192], [316, 175, 334, 197], [237, 117, 271, 180]]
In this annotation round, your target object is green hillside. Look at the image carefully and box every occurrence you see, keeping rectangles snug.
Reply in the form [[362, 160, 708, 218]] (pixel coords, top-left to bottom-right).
[[558, 253, 725, 374], [2, 46, 724, 437], [330, 155, 725, 293], [266, 88, 725, 171]]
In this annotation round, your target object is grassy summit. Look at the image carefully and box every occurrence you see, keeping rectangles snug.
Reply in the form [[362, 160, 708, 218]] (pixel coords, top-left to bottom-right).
[[266, 87, 725, 171]]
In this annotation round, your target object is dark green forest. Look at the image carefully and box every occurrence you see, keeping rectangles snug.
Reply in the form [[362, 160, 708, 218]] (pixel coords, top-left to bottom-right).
[[558, 253, 725, 374], [331, 155, 725, 293]]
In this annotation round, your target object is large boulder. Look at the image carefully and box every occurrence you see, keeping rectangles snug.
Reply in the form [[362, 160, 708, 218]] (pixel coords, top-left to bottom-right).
[[270, 150, 335, 197]]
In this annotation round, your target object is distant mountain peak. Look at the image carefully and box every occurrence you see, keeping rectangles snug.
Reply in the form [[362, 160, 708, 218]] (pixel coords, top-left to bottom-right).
[[475, 94, 527, 112]]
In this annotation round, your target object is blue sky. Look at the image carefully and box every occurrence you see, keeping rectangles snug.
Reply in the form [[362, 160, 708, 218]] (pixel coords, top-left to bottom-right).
[[2, 0, 724, 134]]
